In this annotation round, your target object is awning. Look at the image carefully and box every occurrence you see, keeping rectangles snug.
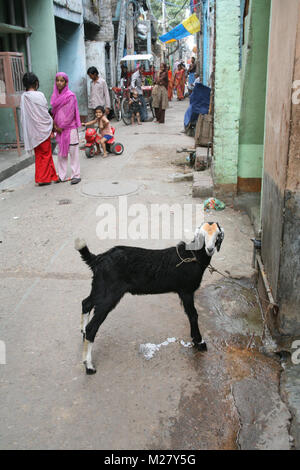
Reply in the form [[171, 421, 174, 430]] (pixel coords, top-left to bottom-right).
[[120, 54, 153, 62], [159, 13, 200, 44]]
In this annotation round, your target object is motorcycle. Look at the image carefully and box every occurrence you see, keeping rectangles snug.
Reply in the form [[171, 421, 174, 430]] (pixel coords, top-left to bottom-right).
[[84, 126, 124, 158]]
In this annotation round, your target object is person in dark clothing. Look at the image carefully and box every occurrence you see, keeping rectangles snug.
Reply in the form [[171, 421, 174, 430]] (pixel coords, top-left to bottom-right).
[[152, 63, 169, 124], [129, 89, 142, 125]]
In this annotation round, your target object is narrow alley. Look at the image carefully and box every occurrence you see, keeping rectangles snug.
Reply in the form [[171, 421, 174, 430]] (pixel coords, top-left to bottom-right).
[[0, 101, 293, 450], [0, 0, 300, 454]]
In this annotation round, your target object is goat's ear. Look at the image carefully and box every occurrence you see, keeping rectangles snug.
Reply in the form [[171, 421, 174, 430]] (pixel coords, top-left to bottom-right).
[[216, 226, 224, 252], [193, 228, 205, 251]]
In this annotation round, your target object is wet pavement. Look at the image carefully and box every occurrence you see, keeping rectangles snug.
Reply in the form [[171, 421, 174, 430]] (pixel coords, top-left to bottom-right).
[[192, 278, 291, 449]]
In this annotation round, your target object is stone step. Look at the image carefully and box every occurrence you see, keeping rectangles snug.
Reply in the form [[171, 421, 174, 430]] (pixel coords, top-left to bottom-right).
[[192, 169, 214, 198]]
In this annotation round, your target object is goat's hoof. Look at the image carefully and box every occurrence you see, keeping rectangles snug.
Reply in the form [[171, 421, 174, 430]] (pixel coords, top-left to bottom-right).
[[194, 341, 207, 351], [83, 360, 96, 374]]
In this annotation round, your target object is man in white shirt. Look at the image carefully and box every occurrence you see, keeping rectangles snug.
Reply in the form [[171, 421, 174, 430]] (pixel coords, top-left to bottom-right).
[[131, 65, 148, 122], [87, 66, 111, 122]]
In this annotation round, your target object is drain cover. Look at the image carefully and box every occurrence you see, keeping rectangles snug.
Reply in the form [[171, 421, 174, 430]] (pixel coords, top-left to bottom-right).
[[81, 180, 139, 198]]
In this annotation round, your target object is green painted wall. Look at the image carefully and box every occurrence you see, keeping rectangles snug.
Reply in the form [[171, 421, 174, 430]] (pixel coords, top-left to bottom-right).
[[238, 0, 271, 179], [0, 0, 58, 144], [213, 0, 241, 190], [27, 0, 58, 102]]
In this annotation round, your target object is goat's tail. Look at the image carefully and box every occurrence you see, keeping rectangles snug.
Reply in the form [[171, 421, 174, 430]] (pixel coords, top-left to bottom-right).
[[75, 238, 97, 270]]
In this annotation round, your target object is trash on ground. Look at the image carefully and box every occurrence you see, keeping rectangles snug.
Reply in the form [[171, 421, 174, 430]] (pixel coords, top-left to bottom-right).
[[204, 197, 226, 211]]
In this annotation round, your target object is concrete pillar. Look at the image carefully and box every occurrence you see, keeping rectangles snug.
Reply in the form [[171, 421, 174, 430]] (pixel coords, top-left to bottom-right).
[[213, 0, 240, 195], [109, 41, 116, 87], [126, 2, 135, 72]]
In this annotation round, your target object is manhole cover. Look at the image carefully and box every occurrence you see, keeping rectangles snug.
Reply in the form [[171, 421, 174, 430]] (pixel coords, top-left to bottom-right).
[[81, 180, 139, 198]]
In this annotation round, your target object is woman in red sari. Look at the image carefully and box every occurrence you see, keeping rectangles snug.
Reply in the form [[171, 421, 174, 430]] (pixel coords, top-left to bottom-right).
[[20, 73, 58, 186], [174, 64, 186, 101], [167, 65, 173, 101]]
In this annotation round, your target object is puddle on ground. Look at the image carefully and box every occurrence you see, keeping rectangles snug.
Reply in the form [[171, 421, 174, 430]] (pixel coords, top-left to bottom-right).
[[196, 278, 264, 349], [148, 277, 284, 450]]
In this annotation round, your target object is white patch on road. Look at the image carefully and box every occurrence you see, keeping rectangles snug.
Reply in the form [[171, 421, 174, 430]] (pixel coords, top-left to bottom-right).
[[180, 339, 192, 348], [139, 337, 192, 360]]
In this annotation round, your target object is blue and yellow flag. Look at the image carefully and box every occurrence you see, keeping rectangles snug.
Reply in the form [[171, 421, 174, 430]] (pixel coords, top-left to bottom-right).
[[159, 13, 200, 44]]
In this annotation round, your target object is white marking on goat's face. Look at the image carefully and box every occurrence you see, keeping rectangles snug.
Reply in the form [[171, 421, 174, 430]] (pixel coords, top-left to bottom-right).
[[195, 222, 221, 256]]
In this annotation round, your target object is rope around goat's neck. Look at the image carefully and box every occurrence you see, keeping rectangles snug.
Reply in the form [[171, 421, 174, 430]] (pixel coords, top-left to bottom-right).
[[176, 244, 198, 268]]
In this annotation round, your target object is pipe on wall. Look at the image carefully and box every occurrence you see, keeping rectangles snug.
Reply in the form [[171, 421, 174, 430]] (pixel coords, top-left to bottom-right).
[[8, 0, 18, 51], [22, 0, 32, 71]]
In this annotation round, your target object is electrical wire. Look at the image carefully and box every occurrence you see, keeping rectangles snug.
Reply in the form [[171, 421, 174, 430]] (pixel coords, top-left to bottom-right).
[[149, 0, 191, 23]]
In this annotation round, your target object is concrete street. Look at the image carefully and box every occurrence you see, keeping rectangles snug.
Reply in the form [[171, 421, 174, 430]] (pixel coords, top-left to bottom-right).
[[0, 101, 292, 450]]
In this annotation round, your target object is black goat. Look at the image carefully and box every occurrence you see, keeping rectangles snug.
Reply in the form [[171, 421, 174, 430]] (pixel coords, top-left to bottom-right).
[[75, 222, 224, 374]]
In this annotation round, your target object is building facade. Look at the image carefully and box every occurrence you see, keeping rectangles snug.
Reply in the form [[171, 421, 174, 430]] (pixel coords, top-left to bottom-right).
[[260, 0, 300, 335], [0, 0, 115, 145], [209, 0, 300, 336], [0, 0, 158, 145]]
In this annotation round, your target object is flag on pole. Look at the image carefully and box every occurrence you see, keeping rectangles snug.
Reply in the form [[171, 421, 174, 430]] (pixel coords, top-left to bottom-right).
[[159, 13, 201, 44]]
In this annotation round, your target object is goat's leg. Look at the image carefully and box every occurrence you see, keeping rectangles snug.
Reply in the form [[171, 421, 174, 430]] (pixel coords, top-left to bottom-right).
[[83, 309, 109, 374], [83, 291, 125, 374], [179, 292, 207, 351], [81, 296, 94, 340]]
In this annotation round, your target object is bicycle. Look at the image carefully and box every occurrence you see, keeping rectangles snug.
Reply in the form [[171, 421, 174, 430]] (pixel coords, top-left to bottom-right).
[[111, 86, 122, 121]]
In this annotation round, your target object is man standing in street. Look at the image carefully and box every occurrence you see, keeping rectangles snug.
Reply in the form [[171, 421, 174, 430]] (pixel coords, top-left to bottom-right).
[[131, 64, 148, 122], [87, 66, 111, 123]]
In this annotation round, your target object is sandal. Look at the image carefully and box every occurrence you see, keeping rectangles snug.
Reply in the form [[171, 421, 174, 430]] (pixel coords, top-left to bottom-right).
[[55, 177, 71, 183], [70, 177, 81, 185]]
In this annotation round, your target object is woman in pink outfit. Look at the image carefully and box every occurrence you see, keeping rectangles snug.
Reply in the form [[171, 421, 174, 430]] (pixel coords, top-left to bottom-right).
[[50, 72, 81, 185]]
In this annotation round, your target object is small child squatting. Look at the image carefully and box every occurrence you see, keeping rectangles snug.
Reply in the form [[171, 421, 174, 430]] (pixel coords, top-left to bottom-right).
[[75, 222, 224, 374], [82, 105, 112, 157]]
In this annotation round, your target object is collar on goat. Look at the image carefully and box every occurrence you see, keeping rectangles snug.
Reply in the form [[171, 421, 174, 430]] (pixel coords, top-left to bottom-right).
[[176, 244, 197, 267]]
